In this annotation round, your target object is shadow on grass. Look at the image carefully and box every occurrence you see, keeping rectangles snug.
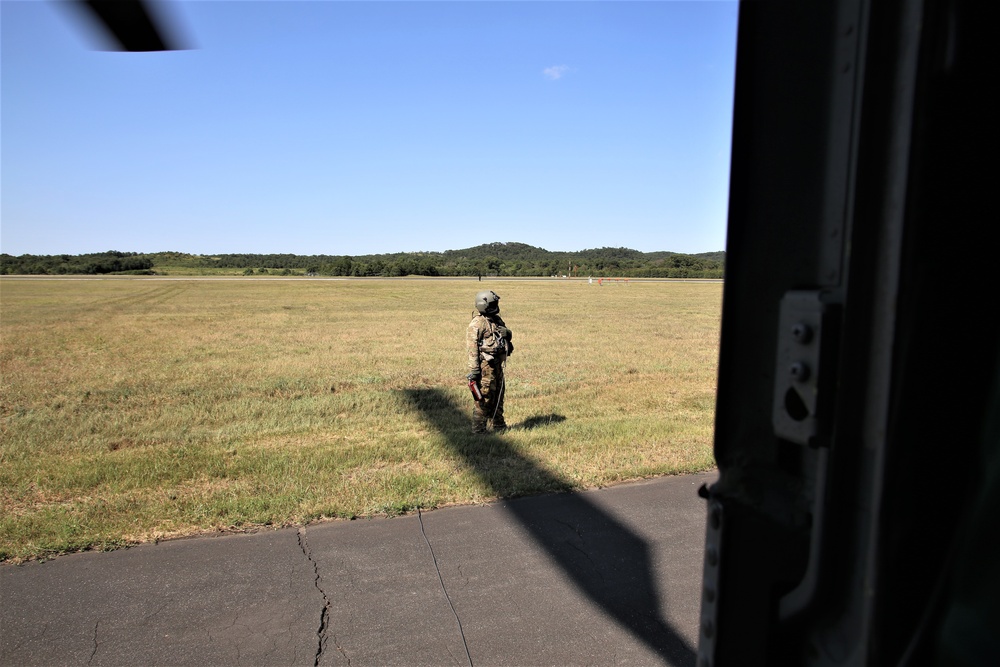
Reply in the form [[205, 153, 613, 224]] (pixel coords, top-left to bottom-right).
[[517, 413, 567, 430], [401, 387, 697, 667]]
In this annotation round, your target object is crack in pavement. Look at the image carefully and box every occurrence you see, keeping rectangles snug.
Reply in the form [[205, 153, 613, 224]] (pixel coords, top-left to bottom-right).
[[8, 619, 49, 655], [331, 632, 351, 665], [87, 618, 101, 665], [297, 527, 332, 666], [553, 518, 606, 583], [554, 517, 585, 539], [417, 507, 473, 667], [140, 602, 168, 626], [328, 557, 359, 667]]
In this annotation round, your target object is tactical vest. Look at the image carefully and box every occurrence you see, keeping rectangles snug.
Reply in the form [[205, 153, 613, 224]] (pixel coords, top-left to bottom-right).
[[475, 314, 509, 360]]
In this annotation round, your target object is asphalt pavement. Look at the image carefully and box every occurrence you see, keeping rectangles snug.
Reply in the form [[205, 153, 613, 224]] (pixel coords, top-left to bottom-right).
[[1, 471, 716, 667]]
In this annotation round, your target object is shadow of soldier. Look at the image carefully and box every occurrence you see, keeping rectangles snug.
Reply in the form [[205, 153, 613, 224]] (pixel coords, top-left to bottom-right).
[[401, 387, 697, 667], [518, 413, 567, 430]]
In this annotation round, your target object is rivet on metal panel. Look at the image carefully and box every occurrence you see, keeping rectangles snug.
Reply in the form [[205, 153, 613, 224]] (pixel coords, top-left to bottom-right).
[[790, 362, 811, 382], [792, 322, 813, 343]]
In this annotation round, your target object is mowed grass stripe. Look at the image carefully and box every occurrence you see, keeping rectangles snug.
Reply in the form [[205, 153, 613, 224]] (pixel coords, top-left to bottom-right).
[[0, 278, 720, 562]]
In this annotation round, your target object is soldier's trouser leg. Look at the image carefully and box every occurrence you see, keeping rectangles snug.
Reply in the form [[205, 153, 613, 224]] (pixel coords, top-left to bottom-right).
[[471, 363, 490, 433], [491, 366, 506, 429], [472, 401, 488, 434], [472, 361, 501, 433]]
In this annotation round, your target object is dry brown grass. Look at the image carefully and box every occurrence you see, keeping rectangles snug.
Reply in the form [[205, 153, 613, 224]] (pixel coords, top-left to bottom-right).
[[0, 277, 721, 561]]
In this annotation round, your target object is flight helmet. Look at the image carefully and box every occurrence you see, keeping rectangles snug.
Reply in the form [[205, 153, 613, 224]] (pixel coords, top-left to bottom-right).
[[475, 290, 500, 315]]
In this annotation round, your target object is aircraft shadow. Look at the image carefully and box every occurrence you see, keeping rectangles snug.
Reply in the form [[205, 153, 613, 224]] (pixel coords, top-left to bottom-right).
[[401, 388, 697, 666]]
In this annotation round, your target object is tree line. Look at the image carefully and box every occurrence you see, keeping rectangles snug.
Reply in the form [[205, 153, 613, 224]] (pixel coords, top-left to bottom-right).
[[0, 251, 155, 275], [0, 243, 725, 279]]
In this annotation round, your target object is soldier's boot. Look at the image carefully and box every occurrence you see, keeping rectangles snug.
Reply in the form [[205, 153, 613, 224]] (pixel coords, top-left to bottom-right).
[[491, 403, 507, 431]]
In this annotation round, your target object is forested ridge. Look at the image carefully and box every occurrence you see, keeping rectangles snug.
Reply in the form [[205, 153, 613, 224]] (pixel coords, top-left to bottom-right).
[[0, 243, 725, 278]]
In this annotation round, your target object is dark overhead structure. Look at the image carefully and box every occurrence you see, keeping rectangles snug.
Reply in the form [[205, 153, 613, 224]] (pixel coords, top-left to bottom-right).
[[700, 0, 995, 665], [74, 0, 182, 51]]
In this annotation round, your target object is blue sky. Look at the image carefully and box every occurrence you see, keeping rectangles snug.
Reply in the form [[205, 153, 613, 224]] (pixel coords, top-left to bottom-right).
[[1, 1, 738, 256]]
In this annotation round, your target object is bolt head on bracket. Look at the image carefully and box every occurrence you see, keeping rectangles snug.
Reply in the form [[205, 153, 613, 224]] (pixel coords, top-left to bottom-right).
[[773, 291, 839, 446]]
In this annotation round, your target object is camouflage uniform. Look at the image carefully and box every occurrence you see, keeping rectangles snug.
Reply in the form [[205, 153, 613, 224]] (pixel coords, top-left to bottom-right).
[[467, 311, 512, 433]]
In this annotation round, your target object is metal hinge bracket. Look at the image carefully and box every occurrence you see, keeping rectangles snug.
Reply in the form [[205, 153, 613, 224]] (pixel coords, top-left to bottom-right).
[[773, 291, 840, 446]]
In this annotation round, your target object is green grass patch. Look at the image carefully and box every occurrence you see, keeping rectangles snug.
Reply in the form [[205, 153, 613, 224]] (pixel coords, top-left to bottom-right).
[[0, 277, 720, 561]]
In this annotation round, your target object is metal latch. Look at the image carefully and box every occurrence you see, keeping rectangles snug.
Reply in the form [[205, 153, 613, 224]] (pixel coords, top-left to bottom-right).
[[773, 291, 839, 446]]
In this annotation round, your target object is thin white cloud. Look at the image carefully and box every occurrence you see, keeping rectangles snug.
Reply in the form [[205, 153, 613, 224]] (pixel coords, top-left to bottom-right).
[[543, 65, 570, 81]]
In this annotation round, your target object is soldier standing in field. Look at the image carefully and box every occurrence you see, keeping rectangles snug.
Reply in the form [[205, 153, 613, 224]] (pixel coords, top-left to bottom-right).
[[466, 290, 513, 433]]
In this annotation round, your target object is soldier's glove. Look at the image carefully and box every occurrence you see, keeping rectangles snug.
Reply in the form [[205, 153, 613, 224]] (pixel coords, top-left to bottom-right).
[[466, 370, 482, 382], [496, 325, 511, 341]]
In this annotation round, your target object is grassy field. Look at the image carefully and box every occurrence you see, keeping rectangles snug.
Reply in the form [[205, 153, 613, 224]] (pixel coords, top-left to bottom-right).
[[0, 277, 721, 562]]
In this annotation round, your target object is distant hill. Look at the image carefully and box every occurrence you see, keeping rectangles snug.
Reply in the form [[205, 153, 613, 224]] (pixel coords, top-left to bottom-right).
[[0, 243, 725, 278]]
